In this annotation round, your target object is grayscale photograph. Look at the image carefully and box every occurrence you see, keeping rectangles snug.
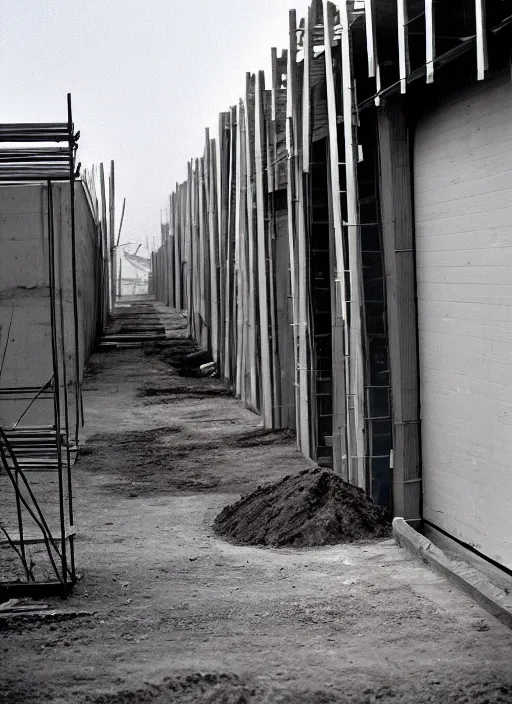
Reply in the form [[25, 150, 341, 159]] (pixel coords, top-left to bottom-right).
[[1, 1, 512, 702]]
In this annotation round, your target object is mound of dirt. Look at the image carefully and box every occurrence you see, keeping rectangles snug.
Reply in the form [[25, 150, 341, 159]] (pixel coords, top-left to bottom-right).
[[213, 467, 390, 547]]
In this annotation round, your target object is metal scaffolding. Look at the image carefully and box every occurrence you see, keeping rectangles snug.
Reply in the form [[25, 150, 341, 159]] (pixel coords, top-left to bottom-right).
[[0, 95, 80, 598]]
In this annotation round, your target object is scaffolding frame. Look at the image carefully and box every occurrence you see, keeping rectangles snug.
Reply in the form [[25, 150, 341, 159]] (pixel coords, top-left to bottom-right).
[[0, 95, 80, 598]]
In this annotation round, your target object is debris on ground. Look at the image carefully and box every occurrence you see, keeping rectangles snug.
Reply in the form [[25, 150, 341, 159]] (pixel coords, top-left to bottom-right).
[[213, 467, 391, 547]]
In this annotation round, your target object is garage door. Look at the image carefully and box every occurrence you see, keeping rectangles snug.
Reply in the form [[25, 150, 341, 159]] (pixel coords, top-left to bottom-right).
[[414, 72, 512, 570]]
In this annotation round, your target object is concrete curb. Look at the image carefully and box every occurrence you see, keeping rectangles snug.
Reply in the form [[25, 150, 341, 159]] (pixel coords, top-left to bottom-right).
[[393, 518, 512, 629]]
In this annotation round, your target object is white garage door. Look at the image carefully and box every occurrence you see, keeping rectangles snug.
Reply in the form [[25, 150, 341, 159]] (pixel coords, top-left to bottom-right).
[[414, 72, 512, 570]]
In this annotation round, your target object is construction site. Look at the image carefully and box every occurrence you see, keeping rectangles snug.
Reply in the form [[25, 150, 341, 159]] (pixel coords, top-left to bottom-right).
[[2, 1, 512, 702]]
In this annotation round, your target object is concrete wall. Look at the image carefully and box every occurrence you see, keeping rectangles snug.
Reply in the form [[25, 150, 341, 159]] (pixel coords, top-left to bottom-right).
[[414, 72, 512, 569], [0, 181, 100, 431]]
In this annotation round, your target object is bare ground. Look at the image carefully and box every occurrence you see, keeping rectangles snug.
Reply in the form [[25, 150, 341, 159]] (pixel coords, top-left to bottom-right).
[[2, 299, 512, 703]]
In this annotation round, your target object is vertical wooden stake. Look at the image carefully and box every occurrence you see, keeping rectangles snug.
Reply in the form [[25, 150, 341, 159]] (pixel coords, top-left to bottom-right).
[[245, 74, 258, 409], [365, 0, 377, 78], [287, 11, 300, 444], [323, 0, 349, 480], [397, 0, 409, 93], [475, 0, 488, 81], [341, 0, 367, 491], [255, 70, 273, 428], [425, 0, 435, 84]]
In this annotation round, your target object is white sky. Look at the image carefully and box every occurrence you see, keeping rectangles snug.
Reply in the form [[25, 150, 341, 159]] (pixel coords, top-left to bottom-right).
[[1, 0, 310, 249]]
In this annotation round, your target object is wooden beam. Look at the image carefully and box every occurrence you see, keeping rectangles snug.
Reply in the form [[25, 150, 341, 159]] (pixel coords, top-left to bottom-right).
[[255, 70, 273, 428], [425, 0, 435, 84], [292, 11, 311, 457], [206, 132, 220, 363], [235, 100, 246, 399], [287, 10, 300, 444], [475, 0, 488, 81], [340, 0, 367, 490], [364, 0, 377, 78], [109, 160, 116, 309], [99, 163, 109, 319], [377, 101, 421, 521], [323, 0, 349, 480], [397, 0, 409, 93], [245, 74, 258, 409], [186, 161, 194, 336], [302, 6, 311, 174]]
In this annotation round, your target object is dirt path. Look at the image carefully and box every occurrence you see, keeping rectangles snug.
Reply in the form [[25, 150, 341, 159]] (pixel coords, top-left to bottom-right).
[[2, 297, 512, 703]]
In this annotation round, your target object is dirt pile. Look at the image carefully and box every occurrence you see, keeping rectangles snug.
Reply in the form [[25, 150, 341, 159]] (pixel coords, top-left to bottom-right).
[[213, 467, 390, 547]]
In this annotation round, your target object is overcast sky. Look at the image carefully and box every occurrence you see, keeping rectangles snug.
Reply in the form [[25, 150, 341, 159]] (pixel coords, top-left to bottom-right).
[[1, 0, 309, 249]]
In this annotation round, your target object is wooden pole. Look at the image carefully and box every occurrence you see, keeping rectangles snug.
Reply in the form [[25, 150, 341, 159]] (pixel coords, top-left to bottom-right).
[[425, 0, 435, 84], [99, 163, 109, 319], [340, 0, 367, 491], [255, 71, 273, 427], [208, 137, 220, 363], [109, 160, 116, 308], [234, 100, 244, 398], [475, 0, 488, 81], [292, 10, 311, 457], [287, 11, 300, 444], [245, 75, 258, 409], [323, 0, 349, 480], [397, 0, 409, 93]]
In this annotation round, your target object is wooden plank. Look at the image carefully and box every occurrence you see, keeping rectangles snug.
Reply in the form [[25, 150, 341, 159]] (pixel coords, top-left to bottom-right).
[[292, 9, 311, 457], [302, 7, 311, 174], [475, 0, 488, 81], [207, 137, 220, 364], [217, 112, 231, 378], [255, 70, 273, 427], [99, 163, 110, 320], [235, 100, 246, 398], [245, 74, 259, 409], [340, 0, 367, 491], [425, 0, 435, 84], [377, 100, 421, 521], [365, 0, 377, 78], [186, 162, 194, 335], [286, 11, 300, 442], [198, 156, 209, 349], [322, 0, 349, 479], [224, 106, 237, 384], [397, 0, 409, 93], [109, 161, 116, 309]]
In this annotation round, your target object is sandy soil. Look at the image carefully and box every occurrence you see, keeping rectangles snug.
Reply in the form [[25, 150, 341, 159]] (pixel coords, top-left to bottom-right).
[[2, 298, 512, 703]]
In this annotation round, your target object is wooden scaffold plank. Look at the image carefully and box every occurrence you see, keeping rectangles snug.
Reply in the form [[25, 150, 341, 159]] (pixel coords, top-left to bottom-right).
[[340, 0, 367, 491], [207, 136, 220, 363], [322, 0, 349, 480], [292, 9, 311, 458], [245, 74, 259, 410], [286, 11, 300, 444], [255, 70, 273, 428]]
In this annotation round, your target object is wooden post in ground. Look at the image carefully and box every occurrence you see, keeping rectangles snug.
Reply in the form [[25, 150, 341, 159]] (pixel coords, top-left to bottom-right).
[[340, 0, 367, 491], [286, 11, 300, 444], [235, 100, 247, 399], [99, 163, 110, 319], [255, 70, 273, 427], [377, 100, 421, 521], [291, 9, 311, 458], [323, 0, 349, 480], [207, 137, 220, 364], [245, 75, 258, 410], [109, 161, 116, 309]]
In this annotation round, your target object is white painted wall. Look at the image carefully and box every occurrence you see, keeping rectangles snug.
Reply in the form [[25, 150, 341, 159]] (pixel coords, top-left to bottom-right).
[[414, 72, 512, 569]]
